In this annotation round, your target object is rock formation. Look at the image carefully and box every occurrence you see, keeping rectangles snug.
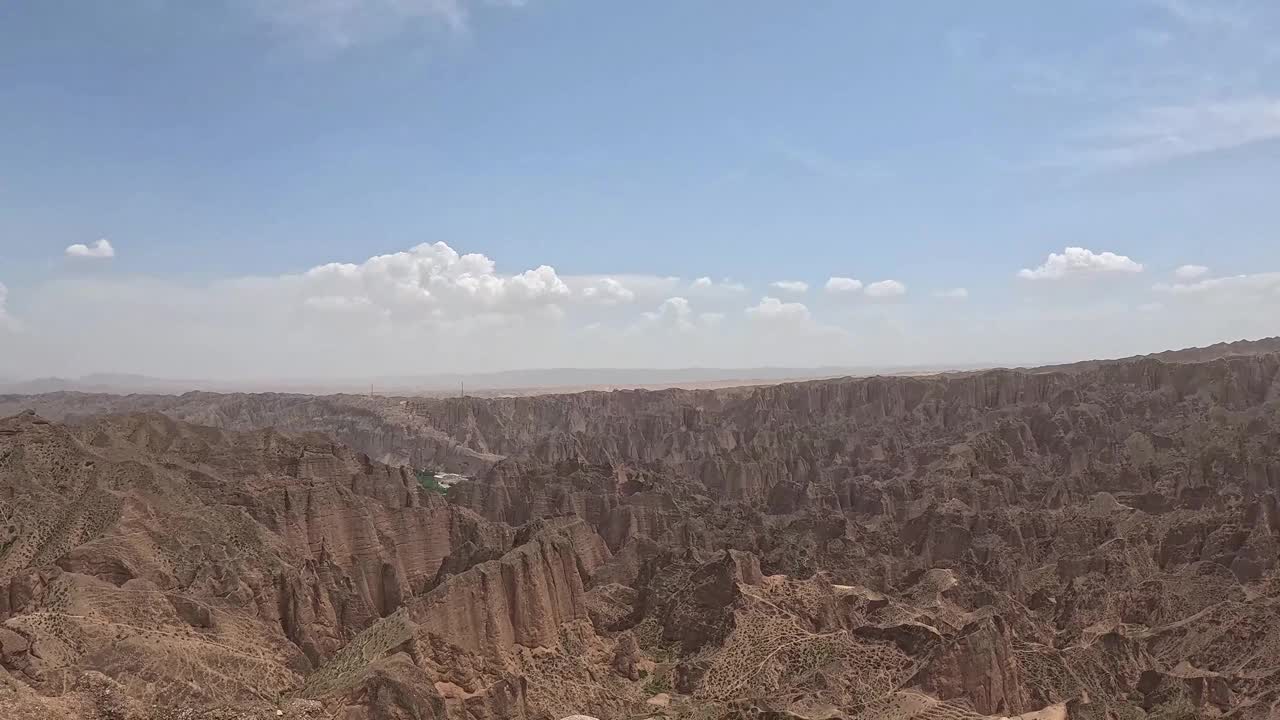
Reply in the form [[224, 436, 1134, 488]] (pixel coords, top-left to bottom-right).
[[2, 340, 1280, 718]]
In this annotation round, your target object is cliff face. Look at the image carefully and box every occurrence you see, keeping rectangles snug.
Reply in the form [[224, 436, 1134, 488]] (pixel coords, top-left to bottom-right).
[[441, 355, 1280, 575], [0, 411, 510, 715], [1, 347, 1280, 719], [302, 519, 621, 720], [8, 349, 1278, 501]]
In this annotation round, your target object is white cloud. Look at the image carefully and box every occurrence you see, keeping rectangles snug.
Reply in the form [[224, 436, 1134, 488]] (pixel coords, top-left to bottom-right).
[[1061, 98, 1280, 169], [12, 238, 1277, 381], [865, 279, 907, 298], [1154, 271, 1280, 300], [824, 277, 863, 293], [641, 297, 695, 331], [579, 277, 636, 305], [10, 239, 629, 378], [299, 242, 569, 319], [934, 287, 969, 300], [687, 277, 746, 296], [65, 238, 116, 259], [245, 0, 526, 50], [1018, 247, 1144, 280], [1174, 264, 1209, 279], [0, 282, 18, 332], [745, 296, 811, 322], [1138, 302, 1164, 312], [303, 295, 375, 312], [1016, 0, 1277, 173], [567, 274, 680, 304], [769, 280, 809, 294]]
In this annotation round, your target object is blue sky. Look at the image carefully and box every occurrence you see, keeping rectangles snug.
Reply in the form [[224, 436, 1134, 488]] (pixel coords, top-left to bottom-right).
[[2, 0, 1279, 379]]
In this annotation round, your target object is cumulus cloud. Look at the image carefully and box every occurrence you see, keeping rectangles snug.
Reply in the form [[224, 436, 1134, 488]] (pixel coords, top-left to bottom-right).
[[687, 276, 746, 296], [1017, 247, 1143, 280], [934, 287, 969, 300], [566, 274, 680, 304], [299, 242, 570, 320], [745, 296, 811, 322], [16, 240, 834, 379], [579, 277, 636, 305], [303, 295, 375, 312], [865, 279, 907, 298], [1174, 264, 1209, 280], [13, 237, 1275, 381], [824, 277, 863, 293], [65, 238, 116, 259], [641, 297, 695, 331], [9, 239, 614, 379], [770, 280, 809, 294]]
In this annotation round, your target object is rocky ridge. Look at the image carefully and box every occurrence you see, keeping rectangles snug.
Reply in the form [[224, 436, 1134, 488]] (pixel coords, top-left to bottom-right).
[[1, 343, 1279, 718]]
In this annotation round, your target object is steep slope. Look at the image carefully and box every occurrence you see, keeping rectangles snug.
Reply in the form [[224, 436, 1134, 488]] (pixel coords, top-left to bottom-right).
[[1, 346, 1280, 719], [0, 411, 510, 718], [4, 336, 1278, 476]]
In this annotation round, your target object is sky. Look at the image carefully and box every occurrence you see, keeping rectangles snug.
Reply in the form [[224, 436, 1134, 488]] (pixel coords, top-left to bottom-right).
[[2, 0, 1279, 380]]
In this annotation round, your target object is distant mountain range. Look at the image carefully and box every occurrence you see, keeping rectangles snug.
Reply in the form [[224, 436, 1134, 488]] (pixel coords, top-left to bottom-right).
[[4, 336, 1277, 397], [0, 365, 985, 397]]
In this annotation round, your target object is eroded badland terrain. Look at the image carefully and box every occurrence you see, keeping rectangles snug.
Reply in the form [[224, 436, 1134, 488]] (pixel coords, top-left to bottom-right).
[[2, 340, 1280, 719]]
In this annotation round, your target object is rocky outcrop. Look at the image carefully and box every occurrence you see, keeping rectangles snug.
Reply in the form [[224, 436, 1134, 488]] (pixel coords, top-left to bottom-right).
[[302, 520, 621, 720], [410, 519, 609, 655], [2, 346, 1280, 719], [0, 411, 514, 715]]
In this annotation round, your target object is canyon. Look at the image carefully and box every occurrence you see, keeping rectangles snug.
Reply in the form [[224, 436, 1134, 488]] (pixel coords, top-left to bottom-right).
[[1, 339, 1279, 719]]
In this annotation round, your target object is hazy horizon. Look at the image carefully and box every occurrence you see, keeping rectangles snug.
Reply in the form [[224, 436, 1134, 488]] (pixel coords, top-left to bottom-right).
[[0, 361, 988, 393], [4, 334, 1276, 395], [4, 2, 1280, 379]]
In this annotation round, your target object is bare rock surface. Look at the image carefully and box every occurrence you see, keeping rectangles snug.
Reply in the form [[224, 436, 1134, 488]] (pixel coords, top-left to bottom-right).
[[2, 340, 1280, 718]]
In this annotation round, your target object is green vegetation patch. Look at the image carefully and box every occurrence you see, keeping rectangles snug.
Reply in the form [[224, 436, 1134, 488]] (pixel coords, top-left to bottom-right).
[[416, 470, 447, 494]]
